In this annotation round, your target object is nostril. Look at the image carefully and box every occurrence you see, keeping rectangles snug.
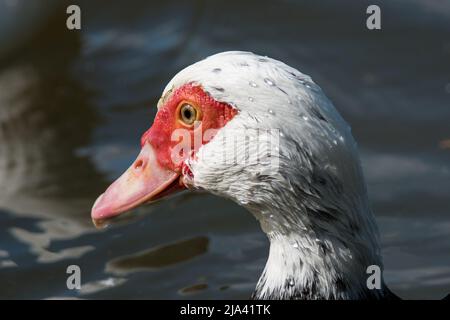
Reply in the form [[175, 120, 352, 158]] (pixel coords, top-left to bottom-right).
[[134, 159, 144, 170]]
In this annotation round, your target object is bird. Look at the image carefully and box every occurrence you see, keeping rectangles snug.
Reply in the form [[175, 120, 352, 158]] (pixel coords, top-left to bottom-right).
[[91, 51, 400, 300]]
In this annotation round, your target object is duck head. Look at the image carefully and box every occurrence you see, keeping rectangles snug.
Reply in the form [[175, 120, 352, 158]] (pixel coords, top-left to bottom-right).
[[92, 51, 390, 299], [91, 83, 238, 222]]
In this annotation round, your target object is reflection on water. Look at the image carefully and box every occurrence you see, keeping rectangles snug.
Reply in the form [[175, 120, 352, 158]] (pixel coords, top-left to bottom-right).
[[107, 236, 209, 273], [0, 0, 449, 299], [179, 283, 208, 295], [0, 10, 105, 272], [79, 277, 127, 296]]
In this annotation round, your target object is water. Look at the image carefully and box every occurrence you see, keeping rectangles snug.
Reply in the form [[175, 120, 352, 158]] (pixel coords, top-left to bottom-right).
[[0, 0, 449, 299]]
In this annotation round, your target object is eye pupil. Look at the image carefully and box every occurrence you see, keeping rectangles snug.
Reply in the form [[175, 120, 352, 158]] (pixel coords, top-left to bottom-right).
[[180, 103, 197, 125], [183, 108, 192, 119]]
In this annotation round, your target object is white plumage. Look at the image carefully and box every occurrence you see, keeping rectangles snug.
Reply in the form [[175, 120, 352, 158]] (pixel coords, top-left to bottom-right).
[[163, 51, 395, 299]]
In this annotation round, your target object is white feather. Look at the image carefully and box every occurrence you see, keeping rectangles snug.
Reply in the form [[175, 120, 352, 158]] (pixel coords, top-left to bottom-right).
[[164, 51, 389, 299]]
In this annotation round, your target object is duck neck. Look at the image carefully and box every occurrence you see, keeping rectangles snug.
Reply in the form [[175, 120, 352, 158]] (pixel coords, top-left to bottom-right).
[[250, 206, 389, 300]]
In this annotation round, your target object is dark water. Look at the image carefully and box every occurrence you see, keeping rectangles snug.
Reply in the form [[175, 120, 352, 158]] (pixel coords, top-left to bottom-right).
[[0, 0, 449, 299]]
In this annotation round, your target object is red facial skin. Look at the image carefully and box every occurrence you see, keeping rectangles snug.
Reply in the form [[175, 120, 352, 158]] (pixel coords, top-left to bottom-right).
[[141, 83, 238, 174], [91, 83, 237, 226]]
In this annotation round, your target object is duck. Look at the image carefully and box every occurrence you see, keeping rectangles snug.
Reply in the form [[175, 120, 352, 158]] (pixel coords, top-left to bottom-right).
[[91, 51, 400, 300]]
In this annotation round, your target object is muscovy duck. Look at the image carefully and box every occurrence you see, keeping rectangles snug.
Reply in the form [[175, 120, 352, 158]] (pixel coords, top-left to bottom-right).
[[91, 51, 400, 300]]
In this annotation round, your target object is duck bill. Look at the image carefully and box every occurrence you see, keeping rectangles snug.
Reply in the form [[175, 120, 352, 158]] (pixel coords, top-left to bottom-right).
[[91, 143, 180, 228]]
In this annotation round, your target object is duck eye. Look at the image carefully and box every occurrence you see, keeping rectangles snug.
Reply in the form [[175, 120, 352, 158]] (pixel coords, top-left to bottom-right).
[[179, 103, 197, 125]]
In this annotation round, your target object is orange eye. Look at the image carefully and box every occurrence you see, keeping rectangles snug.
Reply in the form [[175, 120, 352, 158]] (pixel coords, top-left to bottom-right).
[[179, 102, 199, 126]]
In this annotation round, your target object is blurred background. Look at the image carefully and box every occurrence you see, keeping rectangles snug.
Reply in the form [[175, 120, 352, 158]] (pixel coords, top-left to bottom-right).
[[0, 0, 449, 299]]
